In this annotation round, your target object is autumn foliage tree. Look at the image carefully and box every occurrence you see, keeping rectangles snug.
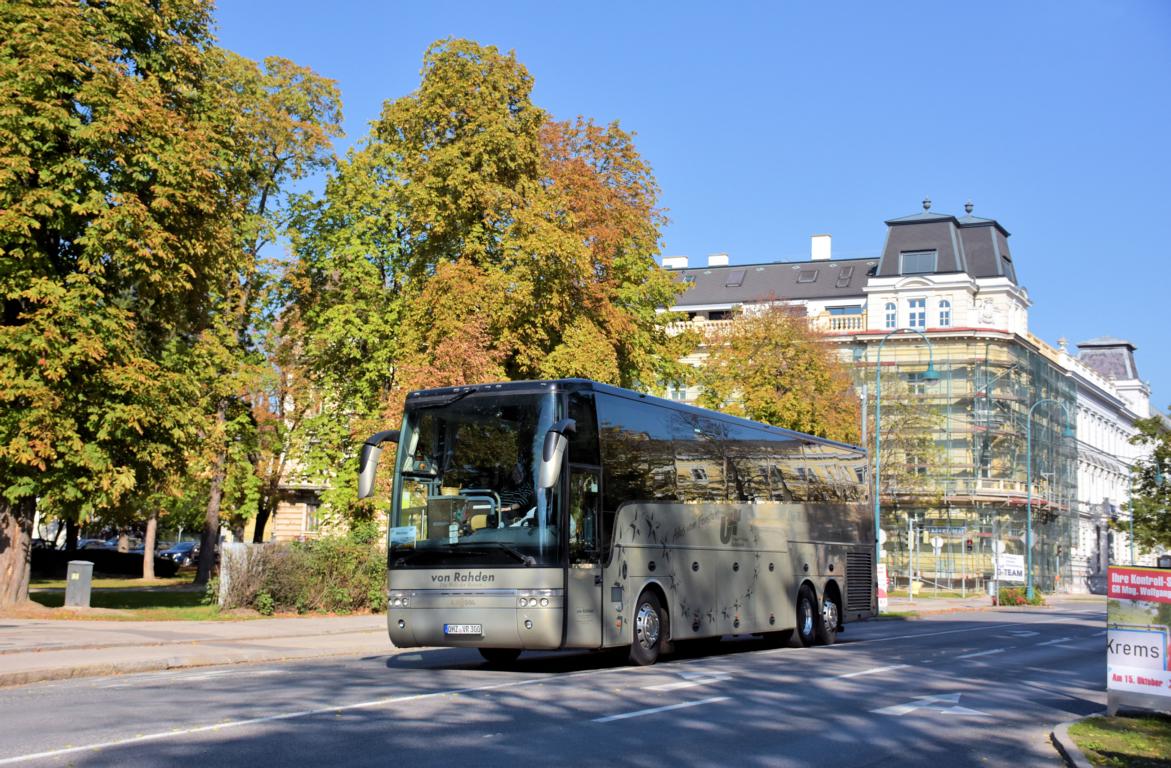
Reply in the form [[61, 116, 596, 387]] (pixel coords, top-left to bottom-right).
[[697, 304, 860, 444], [285, 39, 687, 520]]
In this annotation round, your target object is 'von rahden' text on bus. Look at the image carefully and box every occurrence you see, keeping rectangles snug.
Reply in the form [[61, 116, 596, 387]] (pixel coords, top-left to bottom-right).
[[358, 379, 876, 666]]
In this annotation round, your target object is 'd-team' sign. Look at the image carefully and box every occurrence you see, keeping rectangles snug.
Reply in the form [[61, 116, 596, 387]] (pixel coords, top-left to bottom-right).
[[1107, 566, 1171, 705]]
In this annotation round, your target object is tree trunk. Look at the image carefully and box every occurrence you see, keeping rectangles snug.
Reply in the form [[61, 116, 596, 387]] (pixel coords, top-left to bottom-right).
[[0, 499, 34, 608], [65, 518, 79, 554], [196, 401, 229, 585], [142, 508, 158, 580], [251, 506, 271, 543]]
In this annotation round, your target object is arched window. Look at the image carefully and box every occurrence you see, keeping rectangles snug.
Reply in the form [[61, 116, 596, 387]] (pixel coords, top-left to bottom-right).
[[939, 299, 951, 327], [884, 301, 896, 329]]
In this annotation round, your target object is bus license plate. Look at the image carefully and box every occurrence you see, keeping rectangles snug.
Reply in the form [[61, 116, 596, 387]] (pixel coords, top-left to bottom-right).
[[444, 623, 482, 635]]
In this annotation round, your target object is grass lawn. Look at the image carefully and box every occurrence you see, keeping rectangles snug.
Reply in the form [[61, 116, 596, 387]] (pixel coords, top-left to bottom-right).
[[29, 589, 230, 621], [31, 575, 192, 590], [1068, 714, 1171, 767]]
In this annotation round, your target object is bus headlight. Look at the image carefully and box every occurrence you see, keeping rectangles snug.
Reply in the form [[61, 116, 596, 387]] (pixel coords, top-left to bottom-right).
[[540, 598, 549, 607]]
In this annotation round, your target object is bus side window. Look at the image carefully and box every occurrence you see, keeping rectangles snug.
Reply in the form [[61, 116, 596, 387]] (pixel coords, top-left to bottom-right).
[[567, 392, 600, 466]]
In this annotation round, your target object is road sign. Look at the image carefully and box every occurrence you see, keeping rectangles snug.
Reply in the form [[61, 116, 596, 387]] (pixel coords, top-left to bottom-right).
[[992, 540, 1006, 554], [930, 536, 943, 554]]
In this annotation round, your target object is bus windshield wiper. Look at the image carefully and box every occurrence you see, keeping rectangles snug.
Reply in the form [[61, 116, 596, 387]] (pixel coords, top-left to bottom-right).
[[484, 542, 536, 567], [393, 542, 534, 567]]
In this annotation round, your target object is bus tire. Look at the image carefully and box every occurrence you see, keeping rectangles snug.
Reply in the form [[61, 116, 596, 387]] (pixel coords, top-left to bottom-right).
[[796, 584, 819, 648], [629, 590, 665, 666], [479, 648, 522, 666], [816, 590, 840, 646]]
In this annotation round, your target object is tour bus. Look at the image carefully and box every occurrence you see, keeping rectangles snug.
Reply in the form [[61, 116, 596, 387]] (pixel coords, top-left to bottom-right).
[[358, 379, 875, 666]]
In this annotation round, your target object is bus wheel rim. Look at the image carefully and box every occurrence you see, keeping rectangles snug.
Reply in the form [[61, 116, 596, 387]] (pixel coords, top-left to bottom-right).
[[801, 599, 814, 636], [822, 598, 838, 630], [636, 602, 660, 648]]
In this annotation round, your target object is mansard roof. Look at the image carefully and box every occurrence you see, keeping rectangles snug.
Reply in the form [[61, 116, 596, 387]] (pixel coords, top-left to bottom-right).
[[670, 257, 877, 306], [876, 201, 1016, 284], [1076, 338, 1140, 381]]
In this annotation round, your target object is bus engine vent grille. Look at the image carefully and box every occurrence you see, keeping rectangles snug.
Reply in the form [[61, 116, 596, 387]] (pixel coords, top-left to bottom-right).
[[845, 551, 873, 612]]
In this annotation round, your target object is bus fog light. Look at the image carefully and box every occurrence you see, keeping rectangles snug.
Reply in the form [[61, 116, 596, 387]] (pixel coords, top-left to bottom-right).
[[524, 619, 533, 629], [540, 598, 549, 607], [397, 619, 406, 629]]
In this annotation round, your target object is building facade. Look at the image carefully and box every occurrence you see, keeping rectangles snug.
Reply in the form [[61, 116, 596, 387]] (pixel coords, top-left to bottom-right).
[[666, 201, 1154, 594]]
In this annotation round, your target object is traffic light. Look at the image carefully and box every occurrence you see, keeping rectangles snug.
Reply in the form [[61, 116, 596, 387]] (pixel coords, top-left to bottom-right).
[[965, 538, 973, 553]]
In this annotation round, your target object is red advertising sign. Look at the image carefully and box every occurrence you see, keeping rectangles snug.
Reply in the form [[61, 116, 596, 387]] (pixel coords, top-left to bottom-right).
[[1108, 567, 1171, 604]]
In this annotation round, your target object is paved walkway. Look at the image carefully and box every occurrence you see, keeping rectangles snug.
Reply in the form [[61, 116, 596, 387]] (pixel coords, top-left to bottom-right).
[[0, 614, 390, 688], [0, 593, 1104, 688]]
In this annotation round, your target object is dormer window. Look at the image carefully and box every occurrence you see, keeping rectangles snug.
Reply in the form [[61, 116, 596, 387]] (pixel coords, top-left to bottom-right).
[[884, 301, 896, 329], [900, 250, 937, 275], [939, 299, 951, 327]]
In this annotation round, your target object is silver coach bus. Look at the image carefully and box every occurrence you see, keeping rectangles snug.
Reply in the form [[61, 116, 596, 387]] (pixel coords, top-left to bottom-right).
[[358, 379, 875, 666]]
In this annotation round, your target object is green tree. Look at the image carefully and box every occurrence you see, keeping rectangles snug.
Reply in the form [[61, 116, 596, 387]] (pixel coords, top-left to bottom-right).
[[697, 305, 861, 443], [0, 0, 239, 605], [189, 51, 341, 577], [1125, 411, 1171, 553]]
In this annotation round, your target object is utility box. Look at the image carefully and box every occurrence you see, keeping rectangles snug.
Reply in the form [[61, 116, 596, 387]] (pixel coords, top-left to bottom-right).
[[65, 561, 94, 608]]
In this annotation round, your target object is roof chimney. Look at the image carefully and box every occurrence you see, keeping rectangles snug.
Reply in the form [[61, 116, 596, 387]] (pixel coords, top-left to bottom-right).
[[810, 234, 831, 261], [707, 252, 729, 267], [662, 256, 689, 270]]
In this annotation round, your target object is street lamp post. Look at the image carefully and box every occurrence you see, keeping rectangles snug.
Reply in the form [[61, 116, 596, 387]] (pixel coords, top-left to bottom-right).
[[1026, 398, 1074, 600], [873, 328, 940, 602]]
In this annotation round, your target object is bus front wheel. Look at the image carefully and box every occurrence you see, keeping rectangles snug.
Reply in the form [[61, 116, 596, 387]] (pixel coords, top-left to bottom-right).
[[796, 585, 819, 647], [479, 648, 522, 666], [629, 590, 665, 666]]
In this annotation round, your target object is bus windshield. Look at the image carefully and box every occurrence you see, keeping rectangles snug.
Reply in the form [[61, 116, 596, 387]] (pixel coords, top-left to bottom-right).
[[389, 390, 561, 568]]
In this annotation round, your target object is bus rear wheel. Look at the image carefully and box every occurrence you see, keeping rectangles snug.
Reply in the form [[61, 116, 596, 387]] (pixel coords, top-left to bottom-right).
[[796, 584, 819, 647], [479, 648, 522, 666], [816, 592, 840, 646], [629, 590, 665, 666]]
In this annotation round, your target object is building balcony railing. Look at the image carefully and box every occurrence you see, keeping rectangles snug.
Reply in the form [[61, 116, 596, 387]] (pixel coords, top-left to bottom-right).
[[811, 313, 866, 333]]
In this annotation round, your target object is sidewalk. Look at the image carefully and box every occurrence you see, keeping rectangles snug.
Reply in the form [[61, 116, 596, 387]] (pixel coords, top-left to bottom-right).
[[0, 614, 391, 688]]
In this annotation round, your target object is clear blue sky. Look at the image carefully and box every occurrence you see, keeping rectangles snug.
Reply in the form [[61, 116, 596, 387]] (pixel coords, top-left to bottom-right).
[[216, 1, 1170, 411]]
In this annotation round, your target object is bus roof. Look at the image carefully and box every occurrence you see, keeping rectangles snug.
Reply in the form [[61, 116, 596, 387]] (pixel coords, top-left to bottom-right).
[[404, 379, 866, 455]]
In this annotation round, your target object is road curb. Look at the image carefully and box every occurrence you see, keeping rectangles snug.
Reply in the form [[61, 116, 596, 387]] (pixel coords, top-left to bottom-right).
[[0, 644, 392, 689], [1051, 719, 1095, 768]]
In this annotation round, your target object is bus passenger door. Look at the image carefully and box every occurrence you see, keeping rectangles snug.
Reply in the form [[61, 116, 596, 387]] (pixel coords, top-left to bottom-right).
[[565, 467, 603, 648]]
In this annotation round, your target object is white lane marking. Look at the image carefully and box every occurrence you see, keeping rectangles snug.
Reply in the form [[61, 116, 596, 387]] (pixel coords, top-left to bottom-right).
[[1055, 644, 1082, 651], [872, 693, 989, 717], [1094, 631, 1108, 637], [1036, 637, 1072, 646], [836, 664, 909, 679], [0, 670, 613, 766], [956, 648, 1006, 659], [1008, 631, 1040, 637], [644, 675, 730, 691], [593, 696, 730, 723]]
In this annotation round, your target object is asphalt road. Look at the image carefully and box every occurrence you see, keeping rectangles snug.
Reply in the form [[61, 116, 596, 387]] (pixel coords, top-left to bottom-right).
[[0, 599, 1105, 767]]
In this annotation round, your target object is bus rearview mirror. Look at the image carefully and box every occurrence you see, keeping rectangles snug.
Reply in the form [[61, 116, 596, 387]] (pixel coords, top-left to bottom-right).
[[357, 430, 400, 499], [538, 419, 576, 489]]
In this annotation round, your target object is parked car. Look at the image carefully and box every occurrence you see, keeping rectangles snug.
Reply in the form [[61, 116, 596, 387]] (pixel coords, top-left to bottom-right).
[[77, 538, 114, 550], [30, 538, 58, 550], [159, 541, 200, 567]]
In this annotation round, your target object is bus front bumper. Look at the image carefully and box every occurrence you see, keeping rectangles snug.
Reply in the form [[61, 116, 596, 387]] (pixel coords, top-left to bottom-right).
[[387, 588, 563, 649]]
